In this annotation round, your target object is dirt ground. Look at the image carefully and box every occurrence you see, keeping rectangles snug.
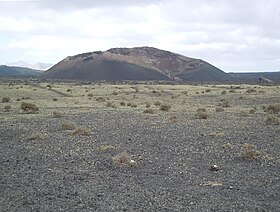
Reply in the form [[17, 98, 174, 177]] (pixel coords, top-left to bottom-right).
[[0, 80, 279, 211]]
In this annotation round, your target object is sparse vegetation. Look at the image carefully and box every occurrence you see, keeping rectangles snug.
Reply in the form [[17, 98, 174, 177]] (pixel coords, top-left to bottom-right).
[[4, 105, 11, 112], [265, 116, 279, 125], [249, 108, 256, 114], [246, 88, 257, 93], [218, 99, 230, 108], [21, 102, 39, 113], [61, 122, 76, 130], [72, 127, 91, 136], [2, 97, 11, 103], [195, 111, 208, 119], [215, 107, 224, 112], [143, 108, 155, 114], [240, 144, 263, 160], [154, 101, 161, 106], [98, 145, 115, 151], [112, 152, 136, 167], [53, 111, 62, 118], [27, 132, 41, 141], [264, 104, 280, 114], [106, 101, 116, 108], [160, 104, 171, 111]]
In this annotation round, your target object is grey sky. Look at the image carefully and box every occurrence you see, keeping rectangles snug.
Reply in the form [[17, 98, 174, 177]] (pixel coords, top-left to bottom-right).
[[0, 0, 279, 72]]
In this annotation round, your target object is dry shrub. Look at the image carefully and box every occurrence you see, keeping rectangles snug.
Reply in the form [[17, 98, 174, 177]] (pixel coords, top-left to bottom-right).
[[205, 89, 211, 93], [98, 145, 115, 151], [146, 103, 151, 108], [27, 132, 41, 141], [215, 107, 224, 112], [21, 102, 39, 114], [160, 104, 171, 111], [249, 109, 256, 114], [265, 116, 279, 125], [53, 111, 62, 118], [72, 127, 91, 136], [88, 93, 94, 97], [112, 152, 136, 166], [246, 88, 257, 93], [120, 102, 126, 106], [96, 97, 106, 102], [264, 104, 280, 114], [106, 101, 116, 108], [218, 100, 230, 108], [169, 116, 178, 123], [53, 98, 58, 101], [240, 144, 263, 160], [4, 105, 11, 112], [221, 90, 227, 95], [2, 97, 11, 103], [154, 101, 161, 106], [61, 122, 76, 130], [197, 108, 206, 113], [143, 108, 155, 114], [195, 111, 208, 119]]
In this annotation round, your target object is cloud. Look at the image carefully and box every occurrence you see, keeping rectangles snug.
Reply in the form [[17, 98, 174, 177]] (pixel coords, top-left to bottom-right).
[[0, 0, 279, 72]]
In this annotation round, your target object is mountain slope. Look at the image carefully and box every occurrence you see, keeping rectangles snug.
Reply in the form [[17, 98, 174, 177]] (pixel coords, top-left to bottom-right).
[[0, 65, 43, 77], [42, 46, 231, 82]]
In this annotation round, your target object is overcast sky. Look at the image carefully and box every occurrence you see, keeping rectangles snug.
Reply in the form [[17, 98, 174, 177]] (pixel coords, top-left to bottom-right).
[[0, 0, 279, 72]]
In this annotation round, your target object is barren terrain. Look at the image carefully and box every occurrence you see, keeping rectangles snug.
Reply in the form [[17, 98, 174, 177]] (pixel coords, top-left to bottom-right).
[[0, 80, 279, 211]]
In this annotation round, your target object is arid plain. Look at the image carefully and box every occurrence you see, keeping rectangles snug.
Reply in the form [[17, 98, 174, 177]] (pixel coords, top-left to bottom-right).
[[1, 80, 279, 211]]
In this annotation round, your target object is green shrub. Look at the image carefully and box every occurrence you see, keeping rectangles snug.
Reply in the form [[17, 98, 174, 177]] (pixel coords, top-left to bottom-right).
[[21, 102, 39, 113]]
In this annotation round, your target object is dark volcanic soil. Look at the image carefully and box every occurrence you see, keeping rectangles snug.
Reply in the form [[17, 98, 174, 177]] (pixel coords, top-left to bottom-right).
[[1, 109, 279, 211]]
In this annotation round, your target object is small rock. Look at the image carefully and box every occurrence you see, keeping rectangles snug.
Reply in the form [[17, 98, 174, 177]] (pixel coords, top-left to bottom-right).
[[208, 164, 219, 171]]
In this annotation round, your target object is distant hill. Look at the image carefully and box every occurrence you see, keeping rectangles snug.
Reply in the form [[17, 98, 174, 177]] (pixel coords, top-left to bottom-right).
[[229, 72, 280, 83], [0, 65, 43, 77], [41, 47, 232, 82]]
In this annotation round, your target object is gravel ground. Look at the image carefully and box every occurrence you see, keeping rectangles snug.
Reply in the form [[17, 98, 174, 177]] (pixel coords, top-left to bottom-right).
[[1, 108, 279, 211], [1, 82, 280, 211]]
